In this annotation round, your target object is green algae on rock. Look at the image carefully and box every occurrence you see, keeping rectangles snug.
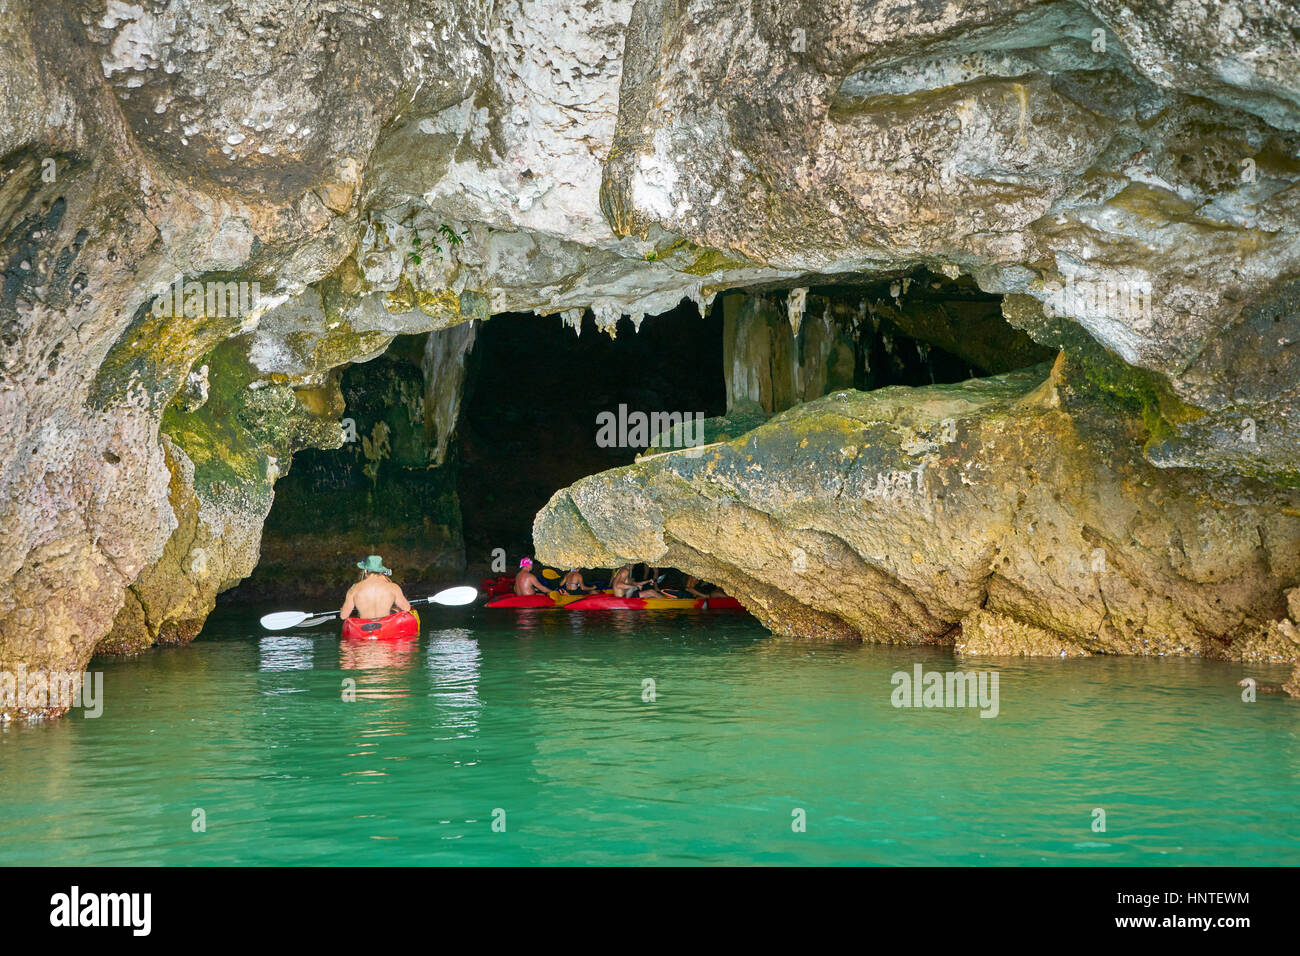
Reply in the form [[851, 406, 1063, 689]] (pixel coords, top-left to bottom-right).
[[237, 348, 467, 602]]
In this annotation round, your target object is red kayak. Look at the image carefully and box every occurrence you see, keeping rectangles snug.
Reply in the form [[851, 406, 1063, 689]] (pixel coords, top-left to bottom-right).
[[560, 594, 745, 611], [481, 575, 516, 598], [342, 609, 420, 640], [485, 593, 588, 608]]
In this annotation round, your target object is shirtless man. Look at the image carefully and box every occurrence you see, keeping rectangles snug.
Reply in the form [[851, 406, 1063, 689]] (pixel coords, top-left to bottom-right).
[[611, 564, 669, 599], [514, 557, 554, 596], [341, 555, 411, 619]]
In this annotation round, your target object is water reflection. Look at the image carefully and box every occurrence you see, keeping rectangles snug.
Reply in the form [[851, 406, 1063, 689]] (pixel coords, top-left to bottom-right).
[[258, 634, 315, 671], [340, 637, 419, 671], [511, 609, 546, 634], [426, 629, 482, 734], [509, 608, 647, 639], [563, 608, 665, 637], [339, 637, 419, 702]]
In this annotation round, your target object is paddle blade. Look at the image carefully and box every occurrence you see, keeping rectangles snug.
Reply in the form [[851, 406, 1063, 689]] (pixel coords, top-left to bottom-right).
[[428, 586, 478, 606], [260, 611, 309, 631], [541, 568, 561, 580], [296, 615, 336, 628]]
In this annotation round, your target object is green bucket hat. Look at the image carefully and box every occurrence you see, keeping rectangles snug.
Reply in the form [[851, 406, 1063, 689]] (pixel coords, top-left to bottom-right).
[[356, 555, 391, 575]]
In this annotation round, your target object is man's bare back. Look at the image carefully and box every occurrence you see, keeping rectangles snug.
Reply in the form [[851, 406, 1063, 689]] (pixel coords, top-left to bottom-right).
[[514, 569, 550, 596], [342, 573, 410, 620], [514, 557, 552, 596]]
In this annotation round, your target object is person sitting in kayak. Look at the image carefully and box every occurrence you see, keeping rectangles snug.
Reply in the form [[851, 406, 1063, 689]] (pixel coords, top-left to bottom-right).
[[560, 568, 598, 594], [657, 571, 694, 598], [514, 557, 554, 596], [661, 573, 725, 599], [611, 564, 669, 599], [686, 574, 726, 597], [341, 555, 412, 620], [659, 571, 700, 598]]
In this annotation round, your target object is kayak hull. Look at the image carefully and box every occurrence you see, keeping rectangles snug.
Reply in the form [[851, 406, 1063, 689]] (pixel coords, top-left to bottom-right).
[[481, 575, 516, 598], [485, 592, 589, 608], [565, 594, 744, 611], [342, 609, 420, 640], [484, 591, 743, 611]]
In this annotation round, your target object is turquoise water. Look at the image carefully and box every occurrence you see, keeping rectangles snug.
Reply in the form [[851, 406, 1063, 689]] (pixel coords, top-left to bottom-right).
[[2, 607, 1298, 865]]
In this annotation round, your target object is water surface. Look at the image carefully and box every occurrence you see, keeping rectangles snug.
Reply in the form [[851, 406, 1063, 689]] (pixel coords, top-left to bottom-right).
[[2, 607, 1297, 865]]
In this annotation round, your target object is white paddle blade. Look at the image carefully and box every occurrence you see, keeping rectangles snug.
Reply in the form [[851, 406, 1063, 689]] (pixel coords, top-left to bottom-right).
[[430, 586, 478, 606], [296, 615, 336, 628], [260, 611, 310, 631]]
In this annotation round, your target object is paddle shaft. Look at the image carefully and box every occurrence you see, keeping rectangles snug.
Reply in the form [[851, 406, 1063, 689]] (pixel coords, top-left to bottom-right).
[[321, 594, 438, 622], [261, 585, 478, 630]]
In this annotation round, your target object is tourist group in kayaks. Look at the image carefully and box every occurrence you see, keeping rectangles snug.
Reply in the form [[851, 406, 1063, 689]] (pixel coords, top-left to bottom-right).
[[482, 557, 743, 611], [259, 553, 743, 641]]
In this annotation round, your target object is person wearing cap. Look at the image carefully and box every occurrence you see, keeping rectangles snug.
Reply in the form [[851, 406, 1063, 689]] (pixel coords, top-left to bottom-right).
[[341, 555, 411, 620], [513, 557, 554, 596]]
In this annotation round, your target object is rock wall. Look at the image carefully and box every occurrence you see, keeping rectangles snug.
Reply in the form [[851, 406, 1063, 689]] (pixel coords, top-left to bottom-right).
[[238, 344, 466, 602], [536, 355, 1300, 661], [602, 0, 1300, 479], [723, 291, 856, 415]]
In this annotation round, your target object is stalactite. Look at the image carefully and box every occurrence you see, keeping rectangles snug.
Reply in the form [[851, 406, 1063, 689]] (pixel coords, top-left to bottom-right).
[[591, 301, 622, 337], [422, 320, 478, 467], [561, 308, 584, 336], [688, 285, 716, 318], [787, 287, 807, 334]]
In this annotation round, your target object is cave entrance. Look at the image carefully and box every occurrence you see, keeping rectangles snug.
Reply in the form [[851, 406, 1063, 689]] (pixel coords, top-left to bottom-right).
[[458, 303, 725, 569], [231, 268, 1049, 600]]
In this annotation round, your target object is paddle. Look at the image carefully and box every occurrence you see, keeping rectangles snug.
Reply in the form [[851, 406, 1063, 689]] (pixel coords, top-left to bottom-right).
[[294, 615, 336, 628], [259, 586, 479, 631]]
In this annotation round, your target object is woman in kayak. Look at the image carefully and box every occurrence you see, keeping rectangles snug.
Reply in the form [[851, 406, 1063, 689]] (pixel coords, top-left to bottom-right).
[[341, 555, 412, 620], [611, 564, 670, 599], [514, 557, 554, 596], [560, 568, 599, 594]]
